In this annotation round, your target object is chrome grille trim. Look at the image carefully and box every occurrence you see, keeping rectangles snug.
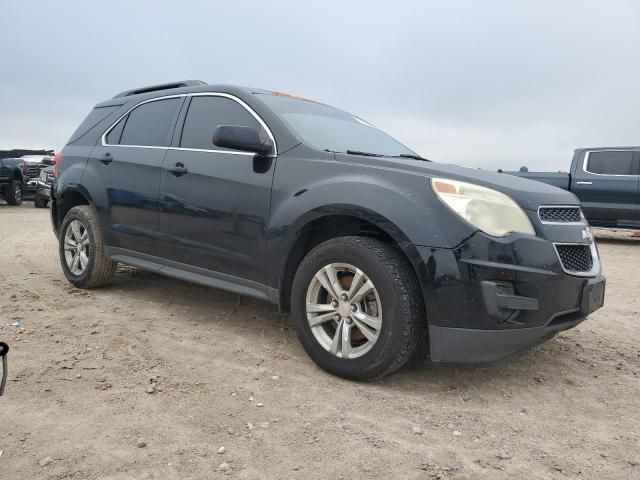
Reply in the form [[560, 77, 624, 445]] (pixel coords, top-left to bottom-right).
[[538, 205, 585, 225]]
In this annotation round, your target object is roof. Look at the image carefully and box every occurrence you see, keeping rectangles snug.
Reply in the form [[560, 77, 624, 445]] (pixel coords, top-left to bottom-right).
[[575, 146, 640, 151]]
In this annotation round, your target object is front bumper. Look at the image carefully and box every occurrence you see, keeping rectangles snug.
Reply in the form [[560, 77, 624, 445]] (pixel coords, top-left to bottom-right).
[[23, 178, 38, 194], [414, 230, 605, 364], [35, 181, 51, 199], [429, 276, 604, 363]]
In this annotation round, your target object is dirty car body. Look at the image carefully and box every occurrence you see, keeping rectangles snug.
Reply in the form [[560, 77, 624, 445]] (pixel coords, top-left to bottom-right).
[[51, 81, 605, 375]]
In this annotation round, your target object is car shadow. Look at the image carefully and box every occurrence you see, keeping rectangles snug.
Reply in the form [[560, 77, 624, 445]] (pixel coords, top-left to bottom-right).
[[594, 237, 640, 246], [97, 267, 589, 391]]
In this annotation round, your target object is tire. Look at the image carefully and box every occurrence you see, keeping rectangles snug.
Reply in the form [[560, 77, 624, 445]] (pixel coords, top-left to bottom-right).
[[34, 196, 48, 208], [58, 205, 117, 288], [291, 236, 424, 380], [5, 180, 23, 206]]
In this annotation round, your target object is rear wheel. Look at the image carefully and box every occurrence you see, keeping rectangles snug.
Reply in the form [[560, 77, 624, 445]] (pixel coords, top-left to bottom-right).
[[291, 237, 424, 380], [5, 180, 22, 206], [58, 205, 117, 288]]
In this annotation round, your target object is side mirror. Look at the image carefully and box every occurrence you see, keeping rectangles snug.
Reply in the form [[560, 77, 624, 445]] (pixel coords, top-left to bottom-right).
[[213, 125, 273, 155], [0, 342, 8, 396]]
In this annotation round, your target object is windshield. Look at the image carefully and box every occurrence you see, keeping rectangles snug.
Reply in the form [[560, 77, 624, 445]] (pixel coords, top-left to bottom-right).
[[258, 93, 417, 157]]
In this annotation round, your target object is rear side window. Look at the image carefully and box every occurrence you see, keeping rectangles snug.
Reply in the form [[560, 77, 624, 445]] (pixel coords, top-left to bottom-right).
[[586, 151, 634, 175], [105, 117, 126, 145], [114, 98, 181, 147], [68, 106, 119, 143], [180, 96, 261, 151]]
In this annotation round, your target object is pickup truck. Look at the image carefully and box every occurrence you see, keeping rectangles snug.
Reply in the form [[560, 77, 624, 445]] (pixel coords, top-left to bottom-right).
[[0, 157, 25, 205], [503, 147, 640, 229]]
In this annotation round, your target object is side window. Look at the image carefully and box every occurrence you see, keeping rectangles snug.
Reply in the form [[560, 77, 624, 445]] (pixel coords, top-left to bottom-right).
[[180, 96, 261, 151], [116, 98, 180, 147], [586, 151, 634, 175], [105, 116, 126, 144]]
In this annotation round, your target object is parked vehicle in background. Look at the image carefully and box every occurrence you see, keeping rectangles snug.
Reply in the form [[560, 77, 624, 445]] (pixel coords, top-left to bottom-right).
[[503, 147, 640, 229], [34, 165, 55, 208], [0, 157, 26, 205], [20, 155, 54, 197], [52, 81, 605, 380]]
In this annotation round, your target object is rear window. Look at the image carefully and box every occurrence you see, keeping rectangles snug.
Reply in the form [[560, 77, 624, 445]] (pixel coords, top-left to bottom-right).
[[586, 151, 634, 175], [105, 117, 126, 145], [111, 98, 181, 147], [68, 106, 119, 143]]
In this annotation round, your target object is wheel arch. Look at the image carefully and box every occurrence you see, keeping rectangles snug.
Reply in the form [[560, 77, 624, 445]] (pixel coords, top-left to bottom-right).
[[53, 185, 95, 233], [11, 168, 24, 182], [276, 207, 426, 314]]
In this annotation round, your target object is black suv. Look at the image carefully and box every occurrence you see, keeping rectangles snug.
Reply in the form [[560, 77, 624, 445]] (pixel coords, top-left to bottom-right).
[[52, 81, 605, 379]]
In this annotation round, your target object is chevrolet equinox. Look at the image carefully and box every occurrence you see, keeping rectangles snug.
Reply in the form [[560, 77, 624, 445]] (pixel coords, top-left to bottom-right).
[[51, 80, 605, 379]]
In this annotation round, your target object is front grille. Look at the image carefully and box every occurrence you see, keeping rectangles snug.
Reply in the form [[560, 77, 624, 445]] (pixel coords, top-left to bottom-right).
[[556, 244, 593, 272], [22, 163, 43, 180], [539, 206, 582, 223]]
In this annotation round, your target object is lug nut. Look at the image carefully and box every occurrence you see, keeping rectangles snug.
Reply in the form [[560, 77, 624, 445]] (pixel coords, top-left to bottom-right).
[[350, 304, 357, 312], [331, 300, 339, 308]]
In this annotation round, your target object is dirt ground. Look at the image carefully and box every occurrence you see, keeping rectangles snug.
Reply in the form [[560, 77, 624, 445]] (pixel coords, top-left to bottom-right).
[[0, 203, 639, 480]]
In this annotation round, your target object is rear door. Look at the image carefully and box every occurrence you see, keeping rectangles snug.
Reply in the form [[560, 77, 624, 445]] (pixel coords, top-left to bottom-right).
[[571, 150, 639, 226], [87, 96, 184, 255], [156, 94, 276, 285]]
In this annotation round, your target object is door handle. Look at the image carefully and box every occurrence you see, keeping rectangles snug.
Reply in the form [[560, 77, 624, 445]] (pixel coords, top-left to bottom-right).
[[576, 181, 592, 185], [98, 153, 113, 165], [166, 163, 188, 176]]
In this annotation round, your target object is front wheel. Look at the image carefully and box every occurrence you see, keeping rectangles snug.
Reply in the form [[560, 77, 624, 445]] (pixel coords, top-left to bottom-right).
[[291, 237, 424, 380], [58, 205, 117, 288], [5, 180, 23, 206]]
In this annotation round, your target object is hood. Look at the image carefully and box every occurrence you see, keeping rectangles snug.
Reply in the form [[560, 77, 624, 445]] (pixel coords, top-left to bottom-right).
[[337, 155, 579, 210]]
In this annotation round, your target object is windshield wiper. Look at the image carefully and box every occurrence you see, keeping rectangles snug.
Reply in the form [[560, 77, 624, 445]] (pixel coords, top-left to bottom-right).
[[345, 150, 384, 157], [327, 149, 430, 161], [394, 153, 431, 161]]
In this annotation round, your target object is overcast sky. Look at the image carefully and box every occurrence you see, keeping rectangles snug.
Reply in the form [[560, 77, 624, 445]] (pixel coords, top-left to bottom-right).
[[2, 0, 639, 171]]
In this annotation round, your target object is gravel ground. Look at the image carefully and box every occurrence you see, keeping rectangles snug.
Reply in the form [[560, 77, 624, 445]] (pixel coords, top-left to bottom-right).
[[0, 203, 639, 479]]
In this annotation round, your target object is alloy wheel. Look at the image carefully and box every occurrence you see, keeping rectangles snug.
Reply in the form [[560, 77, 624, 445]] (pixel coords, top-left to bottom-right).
[[64, 220, 90, 275], [305, 263, 382, 359]]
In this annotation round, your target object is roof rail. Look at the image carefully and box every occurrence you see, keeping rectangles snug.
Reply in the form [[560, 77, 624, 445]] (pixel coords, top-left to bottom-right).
[[112, 80, 207, 99]]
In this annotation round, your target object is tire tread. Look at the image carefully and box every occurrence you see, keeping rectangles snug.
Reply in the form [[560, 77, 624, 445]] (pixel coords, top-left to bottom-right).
[[59, 205, 116, 288], [292, 236, 425, 380]]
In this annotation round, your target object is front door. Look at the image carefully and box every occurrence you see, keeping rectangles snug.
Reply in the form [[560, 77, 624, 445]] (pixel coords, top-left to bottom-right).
[[157, 94, 276, 285]]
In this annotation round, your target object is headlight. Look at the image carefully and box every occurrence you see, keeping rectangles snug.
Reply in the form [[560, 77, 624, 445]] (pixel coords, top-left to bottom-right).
[[431, 178, 535, 237]]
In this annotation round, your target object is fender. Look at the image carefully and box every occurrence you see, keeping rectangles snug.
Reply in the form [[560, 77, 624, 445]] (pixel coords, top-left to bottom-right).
[[269, 202, 428, 290], [55, 183, 96, 220], [266, 153, 476, 292], [0, 158, 25, 185]]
